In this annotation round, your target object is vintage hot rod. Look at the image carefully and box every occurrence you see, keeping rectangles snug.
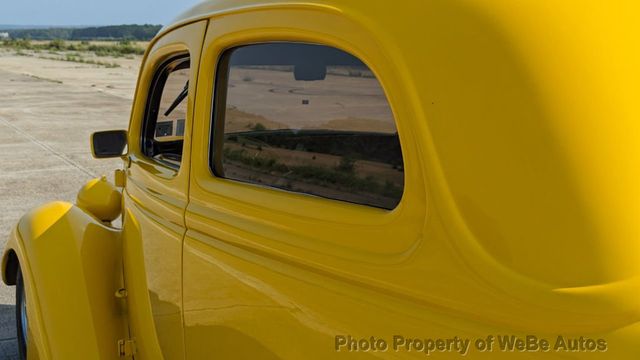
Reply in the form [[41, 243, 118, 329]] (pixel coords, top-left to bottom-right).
[[2, 0, 639, 359]]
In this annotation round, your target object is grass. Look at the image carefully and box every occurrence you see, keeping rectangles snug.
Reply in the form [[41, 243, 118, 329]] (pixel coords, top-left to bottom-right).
[[1, 38, 145, 57], [25, 74, 63, 84], [18, 52, 121, 68], [62, 54, 120, 68], [336, 155, 355, 173], [251, 122, 267, 131], [0, 39, 134, 68], [1, 39, 122, 68], [222, 146, 403, 199]]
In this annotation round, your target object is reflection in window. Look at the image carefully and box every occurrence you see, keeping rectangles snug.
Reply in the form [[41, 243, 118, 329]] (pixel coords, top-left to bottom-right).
[[155, 68, 189, 140], [142, 56, 189, 167], [213, 43, 404, 209]]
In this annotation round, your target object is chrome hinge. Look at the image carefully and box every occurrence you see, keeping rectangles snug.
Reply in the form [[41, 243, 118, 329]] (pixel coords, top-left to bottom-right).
[[118, 339, 137, 357], [114, 169, 126, 188]]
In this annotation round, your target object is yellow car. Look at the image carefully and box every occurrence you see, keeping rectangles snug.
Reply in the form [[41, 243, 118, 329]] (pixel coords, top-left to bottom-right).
[[2, 0, 639, 359]]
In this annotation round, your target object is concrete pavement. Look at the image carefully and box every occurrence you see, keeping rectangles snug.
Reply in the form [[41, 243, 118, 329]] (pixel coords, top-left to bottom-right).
[[0, 51, 140, 358]]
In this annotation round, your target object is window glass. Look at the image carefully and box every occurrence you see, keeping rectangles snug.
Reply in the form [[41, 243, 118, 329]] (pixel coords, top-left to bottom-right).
[[142, 55, 189, 167], [212, 43, 404, 209]]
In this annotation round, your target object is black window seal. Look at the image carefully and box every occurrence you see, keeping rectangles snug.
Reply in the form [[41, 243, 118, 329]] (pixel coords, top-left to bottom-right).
[[210, 50, 232, 178], [141, 52, 190, 170]]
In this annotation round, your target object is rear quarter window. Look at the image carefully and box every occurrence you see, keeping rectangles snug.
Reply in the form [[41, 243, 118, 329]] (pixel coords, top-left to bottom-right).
[[211, 43, 404, 210]]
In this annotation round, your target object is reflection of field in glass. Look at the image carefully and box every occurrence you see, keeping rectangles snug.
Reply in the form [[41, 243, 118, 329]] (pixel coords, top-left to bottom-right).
[[222, 137, 404, 209], [222, 65, 403, 209], [156, 69, 189, 140], [225, 67, 396, 132]]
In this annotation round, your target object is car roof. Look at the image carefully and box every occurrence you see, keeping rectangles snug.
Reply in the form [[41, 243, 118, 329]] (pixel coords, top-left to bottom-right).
[[161, 0, 383, 36]]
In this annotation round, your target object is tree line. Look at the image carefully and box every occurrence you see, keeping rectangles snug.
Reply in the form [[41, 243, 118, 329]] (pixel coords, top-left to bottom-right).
[[5, 24, 162, 41]]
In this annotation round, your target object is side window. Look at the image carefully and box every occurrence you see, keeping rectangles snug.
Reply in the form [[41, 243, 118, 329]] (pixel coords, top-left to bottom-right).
[[142, 54, 190, 167], [211, 43, 404, 210]]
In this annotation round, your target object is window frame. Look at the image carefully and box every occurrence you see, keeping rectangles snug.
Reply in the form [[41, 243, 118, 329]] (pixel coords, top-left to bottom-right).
[[141, 53, 190, 169], [210, 51, 231, 176], [208, 42, 405, 210]]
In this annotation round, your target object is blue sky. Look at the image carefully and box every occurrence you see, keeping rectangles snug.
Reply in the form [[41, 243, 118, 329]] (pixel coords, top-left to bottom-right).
[[0, 0, 204, 26]]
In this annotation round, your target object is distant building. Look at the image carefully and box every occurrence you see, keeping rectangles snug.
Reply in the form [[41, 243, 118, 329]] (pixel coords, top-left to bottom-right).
[[0, 32, 9, 39]]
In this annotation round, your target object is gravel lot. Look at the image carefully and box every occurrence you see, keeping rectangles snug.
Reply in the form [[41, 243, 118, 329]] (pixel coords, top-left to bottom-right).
[[0, 50, 140, 358]]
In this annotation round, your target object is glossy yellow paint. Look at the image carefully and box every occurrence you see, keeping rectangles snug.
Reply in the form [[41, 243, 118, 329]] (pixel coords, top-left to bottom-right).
[[121, 19, 207, 360], [2, 0, 639, 359], [76, 176, 122, 222], [182, 1, 640, 358], [2, 202, 127, 358]]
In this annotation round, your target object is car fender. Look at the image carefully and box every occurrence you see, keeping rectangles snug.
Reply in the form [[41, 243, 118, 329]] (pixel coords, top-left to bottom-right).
[[2, 201, 128, 359]]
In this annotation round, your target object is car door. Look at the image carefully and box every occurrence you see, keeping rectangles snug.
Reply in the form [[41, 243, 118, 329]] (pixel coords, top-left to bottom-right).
[[183, 8, 427, 360], [121, 20, 207, 359]]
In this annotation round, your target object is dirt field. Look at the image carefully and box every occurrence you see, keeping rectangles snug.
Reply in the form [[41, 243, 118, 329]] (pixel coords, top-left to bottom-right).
[[0, 48, 140, 358]]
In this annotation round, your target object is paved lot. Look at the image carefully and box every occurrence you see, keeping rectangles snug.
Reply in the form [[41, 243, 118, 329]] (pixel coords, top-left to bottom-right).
[[0, 50, 140, 358]]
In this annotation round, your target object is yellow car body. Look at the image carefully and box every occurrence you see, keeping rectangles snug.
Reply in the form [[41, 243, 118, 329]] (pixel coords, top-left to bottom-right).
[[2, 0, 639, 358]]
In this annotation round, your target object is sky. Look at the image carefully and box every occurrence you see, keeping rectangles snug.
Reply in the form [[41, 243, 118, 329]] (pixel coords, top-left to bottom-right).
[[0, 0, 205, 27]]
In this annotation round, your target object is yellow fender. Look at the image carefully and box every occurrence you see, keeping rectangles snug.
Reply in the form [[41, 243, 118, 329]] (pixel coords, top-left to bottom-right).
[[2, 201, 128, 359]]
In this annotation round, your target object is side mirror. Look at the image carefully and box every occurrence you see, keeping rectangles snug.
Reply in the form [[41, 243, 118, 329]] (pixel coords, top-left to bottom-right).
[[91, 130, 128, 159]]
